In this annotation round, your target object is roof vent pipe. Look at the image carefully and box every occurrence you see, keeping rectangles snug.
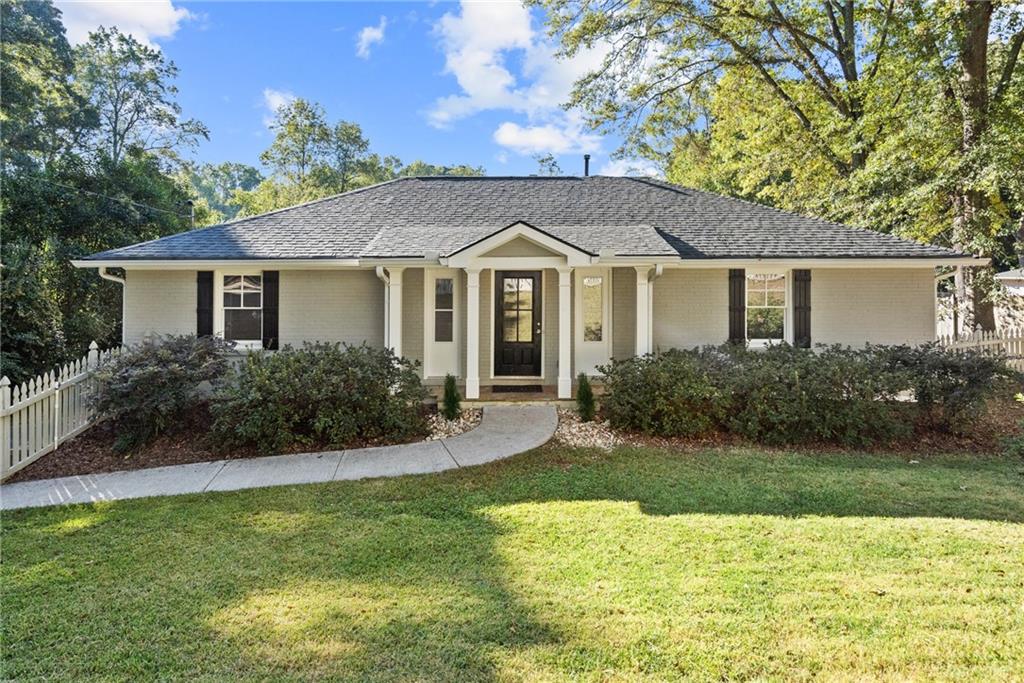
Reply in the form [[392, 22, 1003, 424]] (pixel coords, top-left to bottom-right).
[[584, 154, 590, 176]]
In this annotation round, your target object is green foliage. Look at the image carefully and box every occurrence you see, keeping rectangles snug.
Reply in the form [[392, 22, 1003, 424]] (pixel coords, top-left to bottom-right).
[[1002, 393, 1024, 457], [441, 374, 461, 420], [600, 344, 1010, 445], [879, 344, 1016, 432], [535, 0, 1024, 309], [181, 161, 263, 223], [211, 343, 429, 454], [724, 345, 909, 447], [231, 96, 485, 216], [1, 6, 215, 381], [576, 373, 596, 422], [600, 349, 729, 437], [0, 242, 65, 383], [90, 335, 232, 453], [74, 26, 208, 165]]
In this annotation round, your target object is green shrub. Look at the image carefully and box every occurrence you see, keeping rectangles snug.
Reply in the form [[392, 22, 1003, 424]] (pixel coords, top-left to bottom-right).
[[90, 335, 232, 452], [879, 343, 1015, 432], [441, 373, 461, 420], [576, 373, 596, 422], [210, 342, 428, 454], [600, 343, 1012, 445], [724, 345, 909, 446], [599, 349, 729, 436]]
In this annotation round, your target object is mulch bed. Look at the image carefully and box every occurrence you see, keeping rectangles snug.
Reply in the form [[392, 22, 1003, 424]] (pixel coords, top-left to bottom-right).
[[621, 396, 1024, 457], [3, 405, 261, 484]]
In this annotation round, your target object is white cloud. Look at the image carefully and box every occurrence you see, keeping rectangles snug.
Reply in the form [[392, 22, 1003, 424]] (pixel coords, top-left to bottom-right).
[[598, 158, 663, 178], [356, 16, 388, 59], [493, 121, 600, 156], [429, 1, 609, 157], [56, 0, 192, 46], [261, 88, 296, 127]]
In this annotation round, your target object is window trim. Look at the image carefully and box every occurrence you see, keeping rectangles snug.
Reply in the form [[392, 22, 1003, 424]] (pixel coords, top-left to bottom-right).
[[213, 269, 264, 349], [744, 269, 792, 348]]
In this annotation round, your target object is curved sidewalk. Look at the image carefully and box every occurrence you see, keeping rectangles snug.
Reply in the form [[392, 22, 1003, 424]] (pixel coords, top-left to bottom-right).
[[0, 405, 557, 511]]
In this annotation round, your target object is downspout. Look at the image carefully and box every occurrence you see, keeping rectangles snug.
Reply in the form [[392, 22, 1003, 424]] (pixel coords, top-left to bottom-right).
[[99, 267, 127, 345], [936, 269, 957, 339], [375, 266, 390, 348]]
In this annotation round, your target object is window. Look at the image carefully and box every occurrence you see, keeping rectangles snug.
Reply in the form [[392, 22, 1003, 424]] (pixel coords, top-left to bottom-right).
[[746, 273, 786, 344], [502, 277, 533, 342], [223, 275, 262, 342], [434, 278, 454, 342], [581, 276, 603, 342]]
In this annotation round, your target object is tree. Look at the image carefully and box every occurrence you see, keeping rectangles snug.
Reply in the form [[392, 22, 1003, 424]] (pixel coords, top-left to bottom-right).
[[536, 0, 1024, 331], [234, 97, 486, 216], [259, 98, 330, 185], [0, 0, 92, 172], [74, 27, 208, 166], [397, 161, 485, 177], [325, 121, 371, 192], [183, 161, 263, 222], [533, 153, 562, 176], [1, 8, 203, 382]]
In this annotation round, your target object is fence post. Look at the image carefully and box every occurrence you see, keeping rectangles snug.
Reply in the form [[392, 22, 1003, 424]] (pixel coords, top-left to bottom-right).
[[87, 340, 100, 370], [52, 372, 62, 451], [0, 376, 9, 479]]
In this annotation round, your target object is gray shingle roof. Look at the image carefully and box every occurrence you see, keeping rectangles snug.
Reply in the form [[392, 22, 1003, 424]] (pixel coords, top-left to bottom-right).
[[83, 176, 966, 261]]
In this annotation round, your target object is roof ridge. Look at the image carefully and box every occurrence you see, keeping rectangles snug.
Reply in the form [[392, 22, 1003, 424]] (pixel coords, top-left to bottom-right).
[[212, 176, 414, 228]]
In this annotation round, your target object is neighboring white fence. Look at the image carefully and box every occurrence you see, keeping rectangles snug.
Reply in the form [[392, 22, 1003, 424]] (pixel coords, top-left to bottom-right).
[[937, 327, 1024, 371], [1, 342, 120, 481]]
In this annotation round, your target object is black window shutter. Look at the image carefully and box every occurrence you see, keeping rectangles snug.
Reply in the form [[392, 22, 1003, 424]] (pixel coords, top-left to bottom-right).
[[197, 271, 213, 337], [728, 269, 745, 343], [793, 269, 811, 348], [262, 271, 279, 350]]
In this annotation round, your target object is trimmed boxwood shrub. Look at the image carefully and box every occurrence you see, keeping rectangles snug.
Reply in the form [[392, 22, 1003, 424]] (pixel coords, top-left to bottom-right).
[[210, 342, 428, 454], [600, 343, 1011, 446], [90, 335, 233, 452], [877, 343, 1015, 432], [724, 345, 909, 446], [600, 348, 730, 436]]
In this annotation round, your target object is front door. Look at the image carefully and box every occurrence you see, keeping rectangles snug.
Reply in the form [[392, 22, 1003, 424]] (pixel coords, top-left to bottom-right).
[[494, 271, 542, 376]]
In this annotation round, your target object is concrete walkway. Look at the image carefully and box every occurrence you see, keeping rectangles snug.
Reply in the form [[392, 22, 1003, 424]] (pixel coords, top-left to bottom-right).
[[0, 405, 557, 511]]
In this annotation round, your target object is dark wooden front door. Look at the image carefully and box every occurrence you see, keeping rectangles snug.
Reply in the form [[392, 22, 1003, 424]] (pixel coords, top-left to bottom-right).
[[494, 271, 542, 376]]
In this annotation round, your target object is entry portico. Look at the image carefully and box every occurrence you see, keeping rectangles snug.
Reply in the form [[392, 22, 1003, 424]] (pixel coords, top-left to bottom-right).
[[376, 221, 666, 399]]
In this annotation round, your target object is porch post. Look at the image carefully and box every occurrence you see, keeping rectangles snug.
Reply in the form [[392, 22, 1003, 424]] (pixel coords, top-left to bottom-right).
[[635, 266, 651, 355], [387, 267, 404, 357], [557, 266, 572, 399], [465, 268, 481, 399]]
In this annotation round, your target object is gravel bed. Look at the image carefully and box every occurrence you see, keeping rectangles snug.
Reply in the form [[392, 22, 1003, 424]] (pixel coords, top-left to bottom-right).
[[426, 408, 482, 440], [554, 409, 626, 450]]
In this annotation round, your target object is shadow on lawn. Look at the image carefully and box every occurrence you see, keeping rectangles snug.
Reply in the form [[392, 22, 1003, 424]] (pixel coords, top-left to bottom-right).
[[3, 446, 1023, 680]]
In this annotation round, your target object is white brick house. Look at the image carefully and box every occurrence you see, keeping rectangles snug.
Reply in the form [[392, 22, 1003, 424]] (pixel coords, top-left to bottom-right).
[[74, 176, 984, 399]]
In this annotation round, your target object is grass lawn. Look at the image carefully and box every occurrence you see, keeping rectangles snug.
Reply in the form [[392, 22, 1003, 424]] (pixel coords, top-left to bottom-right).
[[3, 446, 1023, 681]]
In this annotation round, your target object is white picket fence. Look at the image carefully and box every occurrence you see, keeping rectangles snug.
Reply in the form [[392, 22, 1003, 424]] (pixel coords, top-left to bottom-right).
[[0, 342, 120, 481], [937, 326, 1024, 371]]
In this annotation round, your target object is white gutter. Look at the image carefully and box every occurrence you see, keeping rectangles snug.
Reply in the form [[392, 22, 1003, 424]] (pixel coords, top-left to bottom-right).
[[98, 267, 127, 345]]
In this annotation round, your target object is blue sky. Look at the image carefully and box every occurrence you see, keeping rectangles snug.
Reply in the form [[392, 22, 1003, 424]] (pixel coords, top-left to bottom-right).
[[55, 1, 659, 177]]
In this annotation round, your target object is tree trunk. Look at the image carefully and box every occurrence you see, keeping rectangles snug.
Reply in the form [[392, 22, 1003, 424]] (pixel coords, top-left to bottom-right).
[[952, 0, 996, 331]]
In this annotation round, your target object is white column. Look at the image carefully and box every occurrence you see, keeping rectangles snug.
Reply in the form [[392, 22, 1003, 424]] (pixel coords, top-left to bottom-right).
[[635, 266, 651, 355], [387, 267, 404, 357], [465, 268, 481, 399], [558, 267, 573, 399]]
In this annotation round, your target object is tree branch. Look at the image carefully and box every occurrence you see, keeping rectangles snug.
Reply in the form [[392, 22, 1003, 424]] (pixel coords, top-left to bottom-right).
[[993, 29, 1024, 104]]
